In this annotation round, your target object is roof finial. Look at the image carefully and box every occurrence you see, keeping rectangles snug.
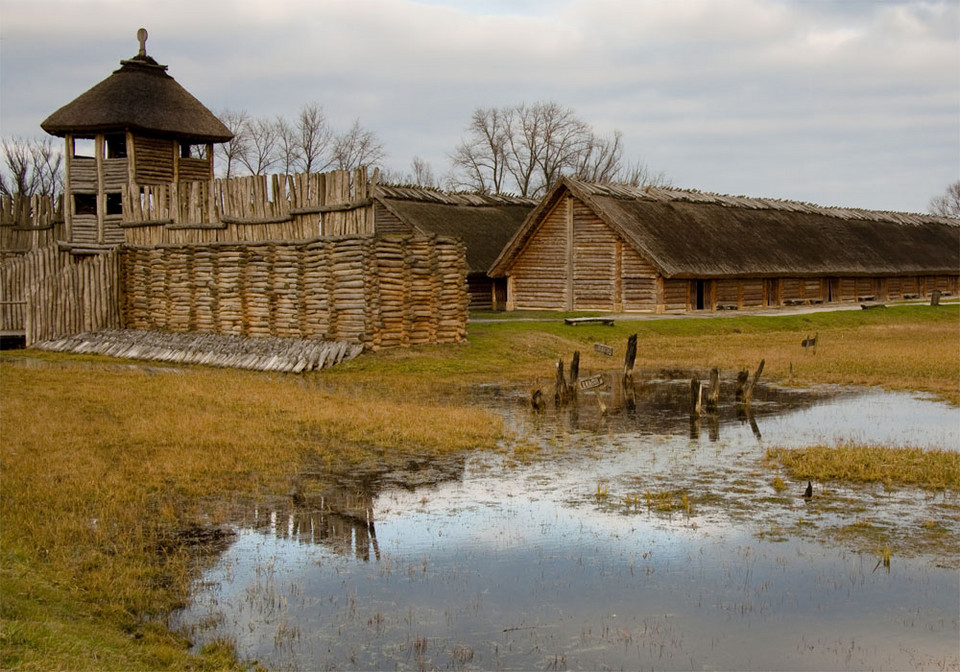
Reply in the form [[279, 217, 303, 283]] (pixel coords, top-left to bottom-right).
[[137, 28, 148, 57]]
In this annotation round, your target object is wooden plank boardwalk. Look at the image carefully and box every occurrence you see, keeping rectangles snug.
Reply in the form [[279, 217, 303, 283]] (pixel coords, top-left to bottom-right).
[[31, 329, 363, 373]]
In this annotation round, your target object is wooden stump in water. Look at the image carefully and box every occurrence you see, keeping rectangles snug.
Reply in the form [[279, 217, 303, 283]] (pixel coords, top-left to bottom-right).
[[554, 358, 568, 407], [531, 388, 546, 412], [690, 376, 703, 417], [704, 367, 720, 412], [736, 359, 765, 406], [623, 333, 637, 384], [568, 350, 580, 396]]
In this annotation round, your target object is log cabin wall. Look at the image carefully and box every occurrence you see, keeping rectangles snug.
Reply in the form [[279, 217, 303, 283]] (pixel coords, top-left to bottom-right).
[[662, 279, 689, 312], [133, 135, 176, 184], [620, 245, 658, 312], [118, 235, 467, 350], [571, 200, 618, 311], [506, 198, 569, 310]]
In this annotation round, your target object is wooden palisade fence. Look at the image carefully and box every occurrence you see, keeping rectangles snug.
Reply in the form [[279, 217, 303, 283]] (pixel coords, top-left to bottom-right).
[[0, 244, 120, 343], [122, 168, 376, 245], [0, 194, 65, 262]]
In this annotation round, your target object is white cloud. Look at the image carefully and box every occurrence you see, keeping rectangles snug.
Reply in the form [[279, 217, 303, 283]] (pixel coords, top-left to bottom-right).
[[1, 0, 956, 212]]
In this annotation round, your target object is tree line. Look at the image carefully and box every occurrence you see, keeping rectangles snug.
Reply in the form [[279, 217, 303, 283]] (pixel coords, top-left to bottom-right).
[[3, 100, 958, 217]]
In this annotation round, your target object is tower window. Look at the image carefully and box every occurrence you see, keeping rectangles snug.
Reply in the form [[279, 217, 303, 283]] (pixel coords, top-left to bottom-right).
[[106, 134, 127, 159], [106, 192, 123, 215], [74, 193, 97, 215], [73, 137, 95, 158]]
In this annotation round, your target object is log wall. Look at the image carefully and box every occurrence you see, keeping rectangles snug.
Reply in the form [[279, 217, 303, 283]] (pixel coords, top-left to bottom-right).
[[119, 235, 467, 350], [508, 199, 569, 310], [620, 245, 658, 312], [572, 203, 617, 311]]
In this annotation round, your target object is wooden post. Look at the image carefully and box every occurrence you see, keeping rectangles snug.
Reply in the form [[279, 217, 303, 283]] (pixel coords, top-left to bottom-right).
[[704, 367, 720, 412], [623, 333, 637, 383], [690, 376, 703, 417], [568, 350, 580, 395], [931, 289, 941, 306], [736, 359, 765, 406], [554, 358, 568, 407]]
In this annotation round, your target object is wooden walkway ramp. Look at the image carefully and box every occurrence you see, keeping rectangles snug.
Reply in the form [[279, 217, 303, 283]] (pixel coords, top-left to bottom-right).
[[32, 330, 363, 373]]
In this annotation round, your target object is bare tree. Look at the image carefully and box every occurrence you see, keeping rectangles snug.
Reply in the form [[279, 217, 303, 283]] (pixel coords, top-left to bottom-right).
[[408, 156, 439, 188], [450, 107, 510, 194], [274, 116, 303, 176], [0, 136, 64, 198], [575, 130, 624, 184], [450, 101, 666, 196], [616, 160, 673, 189], [330, 120, 386, 171], [239, 117, 280, 176], [929, 180, 960, 217], [294, 102, 333, 174], [215, 109, 251, 178]]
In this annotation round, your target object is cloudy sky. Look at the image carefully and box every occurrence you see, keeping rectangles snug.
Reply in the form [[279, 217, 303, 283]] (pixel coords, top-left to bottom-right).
[[1, 0, 957, 213]]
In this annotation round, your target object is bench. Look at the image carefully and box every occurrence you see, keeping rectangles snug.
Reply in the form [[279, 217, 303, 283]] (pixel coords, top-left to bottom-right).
[[716, 303, 738, 311], [564, 317, 615, 326]]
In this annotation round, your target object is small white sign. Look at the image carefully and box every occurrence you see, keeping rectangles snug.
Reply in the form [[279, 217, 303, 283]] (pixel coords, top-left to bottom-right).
[[594, 343, 614, 356], [578, 374, 605, 390]]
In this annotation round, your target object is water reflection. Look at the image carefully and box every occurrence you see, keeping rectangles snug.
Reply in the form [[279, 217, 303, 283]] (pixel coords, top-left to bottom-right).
[[173, 380, 960, 671]]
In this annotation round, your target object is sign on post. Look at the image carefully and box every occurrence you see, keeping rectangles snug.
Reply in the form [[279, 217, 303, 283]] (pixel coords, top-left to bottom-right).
[[594, 343, 614, 356], [578, 373, 605, 391]]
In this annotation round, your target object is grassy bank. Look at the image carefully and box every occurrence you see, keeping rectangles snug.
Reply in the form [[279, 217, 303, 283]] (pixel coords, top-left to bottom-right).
[[1, 303, 957, 669]]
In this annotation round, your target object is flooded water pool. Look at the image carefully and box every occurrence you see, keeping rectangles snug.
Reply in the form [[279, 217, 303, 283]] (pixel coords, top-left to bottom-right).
[[172, 379, 960, 671]]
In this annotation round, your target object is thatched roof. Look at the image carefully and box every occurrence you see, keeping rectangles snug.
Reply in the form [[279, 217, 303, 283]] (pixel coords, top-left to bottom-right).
[[375, 185, 536, 273], [41, 42, 232, 144], [490, 179, 960, 278]]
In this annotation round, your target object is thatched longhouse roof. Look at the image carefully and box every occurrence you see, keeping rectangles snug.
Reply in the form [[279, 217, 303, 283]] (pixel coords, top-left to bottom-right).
[[41, 32, 232, 144], [490, 179, 960, 279], [375, 185, 536, 273]]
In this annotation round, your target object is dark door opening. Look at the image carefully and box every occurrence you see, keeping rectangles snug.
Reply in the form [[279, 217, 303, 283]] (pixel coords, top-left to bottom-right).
[[827, 278, 840, 302], [695, 280, 706, 310]]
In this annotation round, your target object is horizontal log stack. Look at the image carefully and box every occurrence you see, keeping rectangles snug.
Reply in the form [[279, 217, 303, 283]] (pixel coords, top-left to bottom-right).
[[119, 234, 468, 350]]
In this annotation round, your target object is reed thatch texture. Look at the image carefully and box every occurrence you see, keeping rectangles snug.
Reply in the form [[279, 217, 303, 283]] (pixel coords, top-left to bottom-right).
[[41, 51, 231, 143], [32, 330, 362, 373]]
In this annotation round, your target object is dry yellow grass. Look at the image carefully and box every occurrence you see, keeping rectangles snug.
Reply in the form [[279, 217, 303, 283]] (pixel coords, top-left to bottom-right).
[[765, 444, 960, 489]]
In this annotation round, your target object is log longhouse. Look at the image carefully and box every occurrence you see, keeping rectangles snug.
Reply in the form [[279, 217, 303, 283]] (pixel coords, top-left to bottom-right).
[[489, 179, 960, 313]]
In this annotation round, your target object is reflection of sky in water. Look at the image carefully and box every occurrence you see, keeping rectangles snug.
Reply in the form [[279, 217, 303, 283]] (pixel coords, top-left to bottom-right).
[[173, 388, 960, 671], [724, 390, 960, 450]]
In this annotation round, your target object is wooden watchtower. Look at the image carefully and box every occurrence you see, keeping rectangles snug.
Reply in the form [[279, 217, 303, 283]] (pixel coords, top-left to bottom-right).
[[40, 29, 232, 253]]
